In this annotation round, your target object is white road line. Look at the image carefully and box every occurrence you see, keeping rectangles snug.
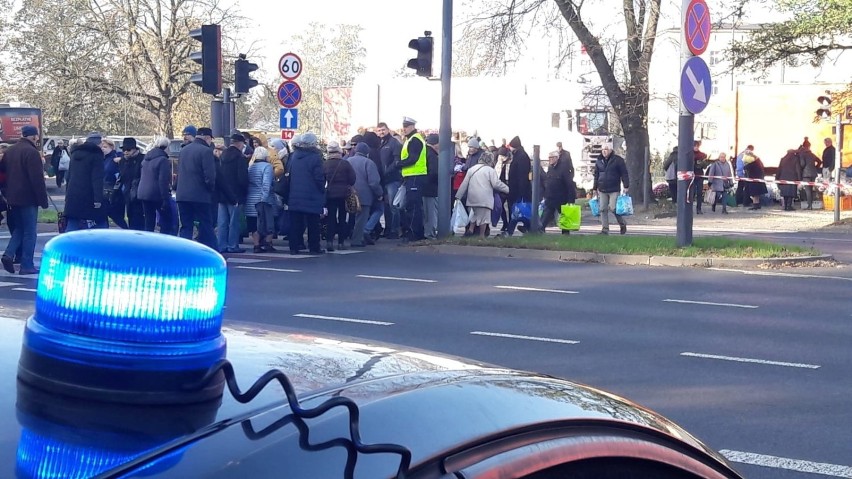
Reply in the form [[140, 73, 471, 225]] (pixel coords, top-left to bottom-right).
[[681, 352, 820, 369], [720, 450, 852, 477], [663, 299, 758, 309], [356, 274, 437, 283], [0, 282, 22, 288], [12, 288, 37, 292], [0, 232, 59, 240], [226, 258, 268, 264], [471, 331, 580, 344], [709, 268, 852, 282], [293, 313, 393, 326], [236, 266, 302, 273], [494, 285, 579, 294]]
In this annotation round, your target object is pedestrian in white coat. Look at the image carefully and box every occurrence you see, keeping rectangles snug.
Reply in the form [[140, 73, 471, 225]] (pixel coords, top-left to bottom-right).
[[455, 152, 509, 238]]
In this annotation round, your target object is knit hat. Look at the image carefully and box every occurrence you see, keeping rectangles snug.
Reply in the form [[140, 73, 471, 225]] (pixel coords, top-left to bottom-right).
[[468, 138, 480, 149], [426, 133, 439, 145], [86, 131, 103, 145], [363, 131, 380, 149], [509, 136, 522, 149], [299, 132, 318, 148], [355, 142, 370, 156], [21, 125, 38, 138], [269, 138, 285, 151], [182, 125, 197, 136]]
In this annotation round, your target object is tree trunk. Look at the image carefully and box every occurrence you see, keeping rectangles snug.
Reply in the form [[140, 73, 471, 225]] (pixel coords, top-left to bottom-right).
[[622, 125, 650, 205], [162, 100, 174, 138]]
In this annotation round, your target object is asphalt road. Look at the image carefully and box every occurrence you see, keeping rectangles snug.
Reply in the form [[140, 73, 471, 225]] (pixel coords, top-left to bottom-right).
[[2, 240, 850, 479]]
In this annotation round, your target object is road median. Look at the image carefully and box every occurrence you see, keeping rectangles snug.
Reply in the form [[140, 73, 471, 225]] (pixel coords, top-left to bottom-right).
[[411, 235, 832, 267]]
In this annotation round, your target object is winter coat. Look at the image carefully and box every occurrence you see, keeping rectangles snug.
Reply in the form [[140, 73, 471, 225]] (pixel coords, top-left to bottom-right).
[[776, 151, 801, 197], [744, 158, 768, 197], [286, 146, 326, 214], [707, 160, 733, 192], [346, 151, 383, 207], [216, 146, 249, 205], [507, 146, 531, 204], [119, 152, 144, 200], [245, 159, 274, 216], [663, 149, 678, 181], [323, 157, 357, 200], [137, 147, 172, 203], [593, 152, 629, 193], [455, 163, 508, 209], [379, 135, 403, 184], [798, 148, 820, 179], [363, 131, 386, 186], [422, 146, 439, 198], [2, 138, 48, 208], [543, 156, 576, 205], [176, 138, 216, 203], [464, 149, 483, 172], [64, 141, 106, 220]]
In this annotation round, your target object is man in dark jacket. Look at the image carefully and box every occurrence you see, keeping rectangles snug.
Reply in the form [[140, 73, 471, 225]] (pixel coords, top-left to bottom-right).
[[1, 126, 48, 275], [541, 149, 576, 234], [593, 144, 629, 234], [119, 138, 145, 230], [286, 132, 326, 254], [362, 131, 386, 242], [422, 134, 440, 239], [137, 137, 173, 234], [822, 138, 835, 180], [377, 122, 402, 239], [176, 127, 217, 249], [692, 140, 710, 214], [216, 133, 250, 253], [64, 133, 108, 233], [506, 136, 531, 235]]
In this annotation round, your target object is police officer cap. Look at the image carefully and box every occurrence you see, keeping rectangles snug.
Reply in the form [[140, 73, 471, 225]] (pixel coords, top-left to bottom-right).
[[403, 117, 417, 127]]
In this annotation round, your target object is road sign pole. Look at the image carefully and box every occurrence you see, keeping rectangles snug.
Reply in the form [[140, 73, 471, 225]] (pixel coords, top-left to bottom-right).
[[437, 0, 453, 239], [835, 114, 842, 223], [223, 87, 233, 147], [531, 145, 542, 234], [677, 0, 695, 247]]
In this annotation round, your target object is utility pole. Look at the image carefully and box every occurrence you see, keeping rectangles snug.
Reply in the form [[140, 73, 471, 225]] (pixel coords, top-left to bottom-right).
[[437, 0, 453, 238]]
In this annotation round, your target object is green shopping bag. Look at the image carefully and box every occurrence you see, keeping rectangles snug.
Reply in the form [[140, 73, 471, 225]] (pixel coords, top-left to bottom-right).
[[558, 203, 581, 231]]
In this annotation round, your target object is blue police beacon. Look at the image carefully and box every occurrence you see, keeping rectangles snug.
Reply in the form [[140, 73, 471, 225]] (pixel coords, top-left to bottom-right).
[[17, 230, 228, 404]]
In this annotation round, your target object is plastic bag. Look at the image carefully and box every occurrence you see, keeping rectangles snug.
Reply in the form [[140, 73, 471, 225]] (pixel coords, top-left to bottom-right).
[[511, 202, 532, 221], [589, 197, 601, 217], [452, 200, 469, 230], [615, 194, 634, 216], [393, 184, 406, 207], [558, 204, 581, 231]]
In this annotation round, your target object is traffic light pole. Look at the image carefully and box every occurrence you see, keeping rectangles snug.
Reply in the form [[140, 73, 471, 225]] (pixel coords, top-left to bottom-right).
[[437, 0, 453, 239], [222, 87, 234, 147], [835, 114, 842, 223]]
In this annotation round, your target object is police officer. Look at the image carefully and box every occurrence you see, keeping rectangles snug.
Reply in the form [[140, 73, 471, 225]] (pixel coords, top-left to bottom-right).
[[398, 117, 427, 241]]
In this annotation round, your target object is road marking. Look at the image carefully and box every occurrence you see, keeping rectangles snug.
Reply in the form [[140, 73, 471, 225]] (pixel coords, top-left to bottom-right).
[[681, 352, 820, 369], [0, 282, 22, 288], [236, 266, 302, 273], [709, 268, 852, 282], [12, 288, 37, 292], [226, 258, 268, 264], [471, 331, 580, 344], [663, 299, 758, 309], [720, 450, 852, 477], [293, 313, 393, 326], [494, 285, 579, 294], [356, 274, 436, 283], [0, 232, 59, 240]]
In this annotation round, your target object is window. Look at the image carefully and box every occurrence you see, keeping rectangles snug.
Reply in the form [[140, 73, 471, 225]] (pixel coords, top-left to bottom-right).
[[712, 85, 719, 95], [710, 50, 722, 66], [551, 113, 560, 128]]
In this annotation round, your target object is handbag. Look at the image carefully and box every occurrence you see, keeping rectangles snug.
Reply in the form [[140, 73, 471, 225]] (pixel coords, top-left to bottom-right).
[[274, 172, 290, 202], [345, 186, 361, 213]]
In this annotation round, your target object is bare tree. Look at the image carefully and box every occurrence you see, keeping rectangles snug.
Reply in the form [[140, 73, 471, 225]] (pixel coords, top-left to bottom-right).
[[284, 23, 366, 133], [465, 0, 662, 203], [3, 0, 245, 137]]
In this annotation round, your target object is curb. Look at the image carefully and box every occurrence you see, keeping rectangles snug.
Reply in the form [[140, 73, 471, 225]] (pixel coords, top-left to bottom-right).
[[410, 244, 834, 268]]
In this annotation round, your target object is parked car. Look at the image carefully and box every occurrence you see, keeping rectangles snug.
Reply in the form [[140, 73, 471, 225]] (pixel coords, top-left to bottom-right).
[[5, 229, 745, 479]]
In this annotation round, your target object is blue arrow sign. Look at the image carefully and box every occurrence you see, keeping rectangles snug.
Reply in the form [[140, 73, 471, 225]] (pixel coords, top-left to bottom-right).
[[680, 57, 712, 115], [279, 108, 299, 129]]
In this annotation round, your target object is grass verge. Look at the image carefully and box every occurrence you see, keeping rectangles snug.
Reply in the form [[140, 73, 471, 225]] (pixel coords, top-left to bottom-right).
[[38, 209, 58, 223], [440, 234, 818, 258]]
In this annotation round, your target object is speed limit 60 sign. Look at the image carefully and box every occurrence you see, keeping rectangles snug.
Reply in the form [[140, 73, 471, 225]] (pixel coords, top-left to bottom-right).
[[278, 53, 302, 80]]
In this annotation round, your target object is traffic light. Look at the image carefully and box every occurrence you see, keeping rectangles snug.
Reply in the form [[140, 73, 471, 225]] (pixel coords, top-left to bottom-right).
[[816, 92, 832, 120], [407, 31, 433, 77], [234, 54, 259, 95], [189, 24, 222, 95]]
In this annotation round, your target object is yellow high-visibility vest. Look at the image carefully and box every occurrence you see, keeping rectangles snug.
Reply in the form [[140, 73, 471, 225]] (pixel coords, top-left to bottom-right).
[[401, 132, 427, 177]]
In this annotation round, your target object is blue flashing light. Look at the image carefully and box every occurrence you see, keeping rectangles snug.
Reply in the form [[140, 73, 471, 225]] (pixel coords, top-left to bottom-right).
[[35, 230, 227, 343]]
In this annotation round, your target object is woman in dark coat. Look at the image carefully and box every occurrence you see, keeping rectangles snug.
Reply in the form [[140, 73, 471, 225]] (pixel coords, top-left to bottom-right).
[[743, 155, 768, 210], [64, 139, 108, 230], [286, 132, 326, 254], [323, 141, 356, 251], [776, 149, 801, 211]]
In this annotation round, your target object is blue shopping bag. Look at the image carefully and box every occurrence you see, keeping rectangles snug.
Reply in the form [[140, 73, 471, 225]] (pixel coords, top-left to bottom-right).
[[511, 202, 532, 221], [615, 194, 634, 216], [588, 197, 600, 217]]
